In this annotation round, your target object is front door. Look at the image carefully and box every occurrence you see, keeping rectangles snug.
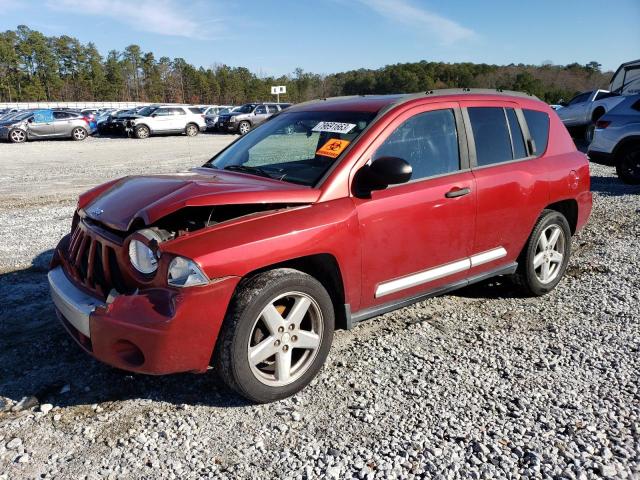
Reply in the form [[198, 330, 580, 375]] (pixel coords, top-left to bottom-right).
[[253, 105, 269, 126], [28, 110, 56, 138], [353, 104, 476, 309]]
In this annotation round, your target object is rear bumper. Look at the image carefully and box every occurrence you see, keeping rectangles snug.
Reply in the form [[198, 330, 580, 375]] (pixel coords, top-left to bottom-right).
[[49, 265, 240, 375]]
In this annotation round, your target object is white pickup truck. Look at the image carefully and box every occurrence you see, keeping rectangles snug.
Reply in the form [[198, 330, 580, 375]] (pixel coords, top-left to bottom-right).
[[556, 89, 627, 142]]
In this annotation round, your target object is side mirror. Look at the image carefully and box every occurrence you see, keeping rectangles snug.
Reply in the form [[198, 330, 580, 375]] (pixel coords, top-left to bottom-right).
[[27, 118, 34, 123], [151, 113, 157, 118], [354, 156, 412, 197], [559, 100, 567, 107]]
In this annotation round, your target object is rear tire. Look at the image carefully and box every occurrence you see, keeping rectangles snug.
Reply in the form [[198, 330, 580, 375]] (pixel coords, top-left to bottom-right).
[[615, 145, 640, 185], [8, 128, 26, 143], [584, 124, 595, 143], [512, 210, 571, 296], [185, 123, 199, 137], [134, 125, 150, 139], [71, 127, 87, 141], [214, 269, 334, 403]]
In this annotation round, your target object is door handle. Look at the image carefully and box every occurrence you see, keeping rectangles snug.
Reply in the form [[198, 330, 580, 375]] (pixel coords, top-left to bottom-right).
[[445, 187, 471, 198]]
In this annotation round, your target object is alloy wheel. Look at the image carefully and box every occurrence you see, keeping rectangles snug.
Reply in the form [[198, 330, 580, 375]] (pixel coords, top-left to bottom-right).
[[247, 291, 323, 387], [10, 129, 26, 143], [73, 128, 86, 140], [533, 225, 565, 284], [239, 122, 250, 135]]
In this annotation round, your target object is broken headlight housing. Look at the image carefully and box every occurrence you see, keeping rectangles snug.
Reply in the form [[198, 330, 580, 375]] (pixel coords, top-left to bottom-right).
[[128, 229, 163, 275], [167, 256, 209, 287]]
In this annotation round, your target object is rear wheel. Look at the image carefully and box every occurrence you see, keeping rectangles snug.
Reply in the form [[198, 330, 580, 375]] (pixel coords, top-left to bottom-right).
[[8, 128, 26, 143], [512, 210, 571, 296], [71, 127, 87, 141], [615, 145, 640, 185], [185, 123, 199, 137], [584, 124, 595, 143], [134, 125, 150, 139], [214, 269, 334, 403], [238, 121, 251, 135]]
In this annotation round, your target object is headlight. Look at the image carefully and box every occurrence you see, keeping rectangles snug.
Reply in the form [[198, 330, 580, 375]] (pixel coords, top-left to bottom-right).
[[128, 229, 163, 274], [229, 116, 237, 122], [167, 256, 208, 287]]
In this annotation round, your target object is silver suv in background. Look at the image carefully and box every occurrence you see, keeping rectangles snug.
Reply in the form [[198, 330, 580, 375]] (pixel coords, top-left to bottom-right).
[[556, 89, 626, 142], [588, 94, 640, 184], [217, 103, 291, 135], [126, 105, 207, 139], [0, 109, 92, 143]]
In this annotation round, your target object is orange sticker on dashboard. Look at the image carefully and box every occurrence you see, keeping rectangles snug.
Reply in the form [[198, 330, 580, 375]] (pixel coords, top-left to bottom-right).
[[316, 139, 350, 158]]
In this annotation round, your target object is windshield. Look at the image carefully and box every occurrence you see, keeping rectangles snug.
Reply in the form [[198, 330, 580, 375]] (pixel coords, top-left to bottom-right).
[[10, 111, 34, 122], [234, 104, 256, 114], [204, 110, 376, 186], [137, 106, 158, 116]]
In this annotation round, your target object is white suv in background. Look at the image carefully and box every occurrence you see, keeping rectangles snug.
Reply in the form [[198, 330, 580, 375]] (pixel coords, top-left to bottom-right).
[[127, 105, 206, 139]]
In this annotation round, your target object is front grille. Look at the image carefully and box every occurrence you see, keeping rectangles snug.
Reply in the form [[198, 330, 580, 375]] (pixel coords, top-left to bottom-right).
[[66, 220, 127, 299]]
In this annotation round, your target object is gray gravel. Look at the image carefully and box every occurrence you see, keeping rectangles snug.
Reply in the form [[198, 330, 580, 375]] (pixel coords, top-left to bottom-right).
[[0, 137, 639, 479]]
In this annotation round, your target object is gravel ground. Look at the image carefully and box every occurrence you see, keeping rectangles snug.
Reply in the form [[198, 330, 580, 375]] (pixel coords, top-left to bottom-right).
[[0, 136, 639, 480]]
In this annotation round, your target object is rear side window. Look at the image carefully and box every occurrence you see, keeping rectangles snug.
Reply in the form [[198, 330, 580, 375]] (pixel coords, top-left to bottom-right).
[[267, 105, 278, 114], [467, 107, 512, 166], [374, 109, 460, 181], [189, 107, 202, 114], [255, 105, 267, 114], [523, 110, 550, 156], [505, 108, 527, 159]]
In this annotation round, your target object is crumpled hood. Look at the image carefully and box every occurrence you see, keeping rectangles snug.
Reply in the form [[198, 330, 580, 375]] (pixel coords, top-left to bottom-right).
[[81, 168, 320, 232]]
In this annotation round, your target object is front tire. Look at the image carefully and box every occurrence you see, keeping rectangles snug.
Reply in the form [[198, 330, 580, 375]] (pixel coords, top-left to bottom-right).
[[238, 121, 251, 136], [214, 269, 335, 403], [615, 145, 640, 185], [71, 127, 87, 141], [134, 125, 150, 139], [8, 128, 26, 143], [512, 210, 571, 296]]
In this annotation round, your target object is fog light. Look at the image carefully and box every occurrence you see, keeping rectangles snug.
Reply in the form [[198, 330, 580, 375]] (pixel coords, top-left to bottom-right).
[[113, 340, 145, 367]]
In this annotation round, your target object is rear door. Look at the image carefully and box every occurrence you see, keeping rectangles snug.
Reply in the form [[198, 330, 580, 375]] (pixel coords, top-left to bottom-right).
[[170, 107, 188, 130], [460, 101, 549, 275], [558, 91, 592, 126], [353, 103, 477, 308], [52, 111, 75, 136]]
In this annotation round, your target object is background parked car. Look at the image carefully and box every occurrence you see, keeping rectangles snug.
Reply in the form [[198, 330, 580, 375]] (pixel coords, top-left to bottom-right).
[[588, 94, 640, 184], [126, 105, 206, 139], [204, 106, 235, 131], [556, 89, 626, 142], [0, 109, 92, 143], [217, 102, 291, 135]]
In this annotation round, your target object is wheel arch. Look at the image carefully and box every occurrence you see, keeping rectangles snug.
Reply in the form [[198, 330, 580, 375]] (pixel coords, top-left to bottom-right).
[[613, 135, 640, 159], [544, 199, 578, 234], [591, 106, 606, 123], [237, 253, 348, 330]]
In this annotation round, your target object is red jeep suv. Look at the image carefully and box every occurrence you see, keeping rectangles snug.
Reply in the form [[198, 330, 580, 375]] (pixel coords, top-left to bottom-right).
[[49, 90, 592, 402]]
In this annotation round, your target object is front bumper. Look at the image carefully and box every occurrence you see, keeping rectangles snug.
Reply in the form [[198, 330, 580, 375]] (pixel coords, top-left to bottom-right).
[[48, 264, 240, 375]]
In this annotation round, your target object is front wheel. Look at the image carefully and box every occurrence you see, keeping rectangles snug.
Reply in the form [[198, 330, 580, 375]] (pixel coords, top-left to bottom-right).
[[71, 127, 87, 141], [615, 145, 640, 185], [238, 121, 251, 135], [134, 125, 150, 139], [512, 210, 571, 296], [8, 128, 26, 143], [214, 269, 334, 403]]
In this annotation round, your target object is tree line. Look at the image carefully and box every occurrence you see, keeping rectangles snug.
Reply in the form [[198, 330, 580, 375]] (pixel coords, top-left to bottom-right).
[[0, 25, 613, 105]]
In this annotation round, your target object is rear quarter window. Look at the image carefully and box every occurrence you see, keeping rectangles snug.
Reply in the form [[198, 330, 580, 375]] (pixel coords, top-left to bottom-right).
[[523, 110, 550, 156], [189, 107, 202, 114]]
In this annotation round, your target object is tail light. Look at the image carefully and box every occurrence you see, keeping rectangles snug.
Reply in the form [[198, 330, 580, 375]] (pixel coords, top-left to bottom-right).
[[595, 120, 611, 129], [82, 116, 90, 125]]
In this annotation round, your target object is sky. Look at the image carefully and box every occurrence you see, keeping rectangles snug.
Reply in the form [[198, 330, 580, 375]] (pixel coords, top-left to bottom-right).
[[1, 0, 638, 75]]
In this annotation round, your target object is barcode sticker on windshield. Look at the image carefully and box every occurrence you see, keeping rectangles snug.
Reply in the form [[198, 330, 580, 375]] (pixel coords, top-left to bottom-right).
[[312, 121, 356, 134]]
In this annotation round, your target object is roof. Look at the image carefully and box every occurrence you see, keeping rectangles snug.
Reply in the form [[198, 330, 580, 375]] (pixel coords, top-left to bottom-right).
[[289, 89, 541, 114]]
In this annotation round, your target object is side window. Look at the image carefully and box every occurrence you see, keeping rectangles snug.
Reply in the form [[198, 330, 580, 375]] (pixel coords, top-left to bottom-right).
[[267, 105, 278, 114], [171, 108, 186, 115], [373, 109, 460, 181], [255, 105, 267, 114], [505, 108, 527, 159], [188, 107, 202, 114], [53, 111, 70, 119], [467, 107, 513, 166], [33, 110, 54, 123], [523, 110, 550, 156], [154, 108, 171, 116]]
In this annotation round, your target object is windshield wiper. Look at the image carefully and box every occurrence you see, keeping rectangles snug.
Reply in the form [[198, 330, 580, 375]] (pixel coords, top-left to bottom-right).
[[223, 164, 274, 179]]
